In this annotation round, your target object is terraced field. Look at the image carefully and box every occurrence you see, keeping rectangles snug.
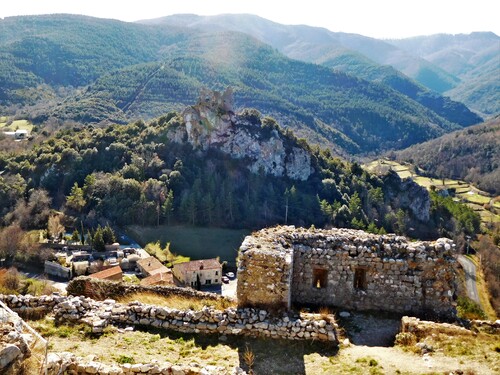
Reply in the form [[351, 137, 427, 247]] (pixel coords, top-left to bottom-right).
[[364, 159, 500, 227]]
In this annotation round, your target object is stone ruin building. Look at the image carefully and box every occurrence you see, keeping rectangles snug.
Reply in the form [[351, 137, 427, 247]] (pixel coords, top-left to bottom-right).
[[237, 226, 459, 318]]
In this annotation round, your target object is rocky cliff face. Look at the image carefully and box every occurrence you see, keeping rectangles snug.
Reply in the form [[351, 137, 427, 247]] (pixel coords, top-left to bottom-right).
[[383, 170, 431, 222], [167, 88, 314, 181]]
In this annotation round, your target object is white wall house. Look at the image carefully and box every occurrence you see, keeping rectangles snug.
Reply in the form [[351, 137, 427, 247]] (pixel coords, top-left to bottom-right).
[[172, 259, 222, 287]]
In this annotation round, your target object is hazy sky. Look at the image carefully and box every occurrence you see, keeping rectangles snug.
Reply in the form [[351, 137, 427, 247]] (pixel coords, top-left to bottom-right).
[[1, 0, 498, 39]]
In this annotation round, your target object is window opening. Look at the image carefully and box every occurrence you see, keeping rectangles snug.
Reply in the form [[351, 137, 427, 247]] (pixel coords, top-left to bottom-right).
[[354, 268, 367, 290], [313, 268, 328, 289]]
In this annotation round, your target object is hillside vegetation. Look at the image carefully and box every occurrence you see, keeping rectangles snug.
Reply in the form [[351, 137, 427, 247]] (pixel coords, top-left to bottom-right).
[[389, 32, 500, 115], [0, 94, 482, 266], [394, 116, 500, 195], [147, 13, 491, 117], [0, 14, 483, 156]]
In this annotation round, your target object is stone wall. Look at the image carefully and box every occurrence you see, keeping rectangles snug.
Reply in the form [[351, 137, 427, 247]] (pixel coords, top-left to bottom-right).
[[67, 276, 227, 301], [46, 352, 231, 375], [401, 316, 500, 339], [0, 294, 338, 343], [238, 226, 459, 318], [0, 317, 31, 374]]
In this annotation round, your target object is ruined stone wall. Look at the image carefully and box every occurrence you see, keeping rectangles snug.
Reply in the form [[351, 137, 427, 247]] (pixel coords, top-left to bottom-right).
[[237, 226, 458, 318], [46, 352, 230, 375], [67, 276, 226, 301], [237, 234, 293, 310], [0, 294, 338, 344]]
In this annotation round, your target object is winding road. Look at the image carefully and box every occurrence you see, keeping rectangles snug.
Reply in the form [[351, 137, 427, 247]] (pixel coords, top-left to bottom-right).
[[458, 255, 481, 305]]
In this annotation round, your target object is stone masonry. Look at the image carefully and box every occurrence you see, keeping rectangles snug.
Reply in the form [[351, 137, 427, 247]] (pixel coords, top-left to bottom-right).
[[0, 294, 338, 343], [237, 226, 459, 318]]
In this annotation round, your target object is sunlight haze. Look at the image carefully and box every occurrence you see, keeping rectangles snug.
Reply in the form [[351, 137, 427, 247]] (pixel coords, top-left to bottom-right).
[[1, 0, 498, 38]]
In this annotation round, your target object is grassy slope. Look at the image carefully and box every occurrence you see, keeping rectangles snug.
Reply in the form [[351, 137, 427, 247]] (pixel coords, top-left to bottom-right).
[[394, 117, 500, 195], [32, 315, 499, 374]]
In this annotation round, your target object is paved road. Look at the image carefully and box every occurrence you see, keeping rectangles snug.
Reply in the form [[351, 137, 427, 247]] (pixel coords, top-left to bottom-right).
[[458, 255, 481, 305]]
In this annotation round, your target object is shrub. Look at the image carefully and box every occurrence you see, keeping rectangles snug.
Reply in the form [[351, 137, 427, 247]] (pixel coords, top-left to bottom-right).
[[395, 332, 417, 346], [0, 267, 21, 292], [457, 296, 487, 320], [116, 355, 135, 364]]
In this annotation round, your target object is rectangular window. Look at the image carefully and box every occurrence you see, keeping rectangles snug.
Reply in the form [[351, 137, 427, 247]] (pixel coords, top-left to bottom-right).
[[313, 268, 328, 289], [214, 279, 218, 283], [354, 268, 367, 290], [205, 279, 212, 285], [215, 271, 218, 275]]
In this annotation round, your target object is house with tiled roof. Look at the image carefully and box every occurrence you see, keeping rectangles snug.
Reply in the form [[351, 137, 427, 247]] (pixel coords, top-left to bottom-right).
[[140, 271, 174, 287], [172, 258, 222, 288], [136, 256, 169, 277], [89, 265, 122, 282]]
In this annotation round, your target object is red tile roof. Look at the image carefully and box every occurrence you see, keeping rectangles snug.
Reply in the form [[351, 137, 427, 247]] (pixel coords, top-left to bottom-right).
[[89, 265, 122, 280], [140, 271, 174, 286], [137, 256, 169, 276], [173, 259, 221, 273]]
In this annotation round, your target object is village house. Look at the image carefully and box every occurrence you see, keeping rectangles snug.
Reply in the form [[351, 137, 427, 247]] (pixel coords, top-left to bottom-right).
[[140, 271, 174, 287], [136, 256, 169, 277], [172, 259, 222, 288], [89, 265, 123, 282]]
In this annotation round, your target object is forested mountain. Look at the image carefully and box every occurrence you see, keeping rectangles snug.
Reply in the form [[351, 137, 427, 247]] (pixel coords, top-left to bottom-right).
[[0, 92, 480, 242], [394, 116, 500, 195], [144, 14, 487, 116], [45, 31, 470, 155], [0, 14, 483, 156], [388, 33, 500, 115]]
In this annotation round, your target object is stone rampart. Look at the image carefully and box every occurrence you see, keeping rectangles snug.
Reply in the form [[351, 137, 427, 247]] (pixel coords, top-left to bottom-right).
[[238, 226, 458, 318], [0, 294, 338, 344]]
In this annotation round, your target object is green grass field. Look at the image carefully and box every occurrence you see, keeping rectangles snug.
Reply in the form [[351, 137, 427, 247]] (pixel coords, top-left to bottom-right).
[[461, 193, 491, 205], [126, 225, 250, 266], [0, 117, 33, 132]]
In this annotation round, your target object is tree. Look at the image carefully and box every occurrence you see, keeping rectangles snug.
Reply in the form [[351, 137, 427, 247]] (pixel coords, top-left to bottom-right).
[[47, 215, 65, 241], [348, 191, 362, 218], [92, 226, 105, 252], [0, 224, 24, 260], [162, 190, 174, 225], [71, 229, 80, 243], [7, 189, 52, 229], [102, 224, 116, 245], [66, 182, 86, 213]]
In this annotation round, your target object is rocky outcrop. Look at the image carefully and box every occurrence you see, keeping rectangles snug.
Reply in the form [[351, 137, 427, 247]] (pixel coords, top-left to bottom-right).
[[0, 320, 32, 374], [167, 88, 314, 181], [238, 226, 459, 318], [382, 170, 431, 222]]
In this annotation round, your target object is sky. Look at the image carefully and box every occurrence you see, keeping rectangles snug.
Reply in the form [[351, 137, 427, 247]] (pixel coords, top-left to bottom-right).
[[0, 0, 498, 39]]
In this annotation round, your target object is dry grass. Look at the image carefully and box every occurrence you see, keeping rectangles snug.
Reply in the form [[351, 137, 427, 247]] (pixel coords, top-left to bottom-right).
[[117, 292, 236, 311], [469, 255, 498, 319], [30, 316, 337, 374]]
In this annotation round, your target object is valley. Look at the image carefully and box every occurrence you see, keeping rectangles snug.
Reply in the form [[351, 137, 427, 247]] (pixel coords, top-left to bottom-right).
[[0, 8, 499, 375]]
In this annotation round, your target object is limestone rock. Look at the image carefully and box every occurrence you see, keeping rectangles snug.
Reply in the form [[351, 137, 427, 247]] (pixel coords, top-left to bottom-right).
[[168, 88, 313, 181], [0, 344, 22, 370]]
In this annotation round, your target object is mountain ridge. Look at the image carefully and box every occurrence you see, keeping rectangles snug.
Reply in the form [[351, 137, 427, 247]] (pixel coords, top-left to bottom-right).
[[143, 13, 497, 115], [0, 13, 484, 156]]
